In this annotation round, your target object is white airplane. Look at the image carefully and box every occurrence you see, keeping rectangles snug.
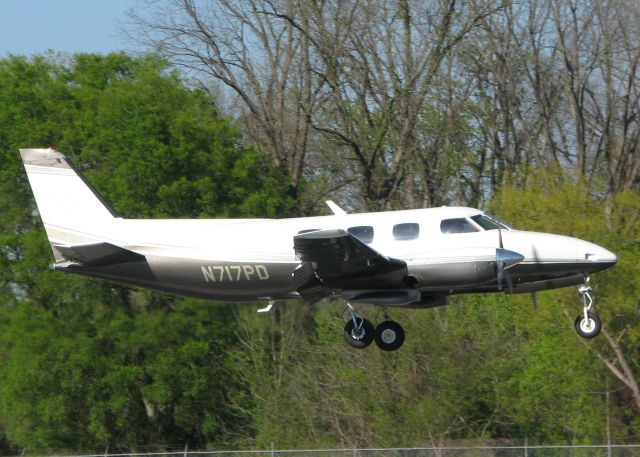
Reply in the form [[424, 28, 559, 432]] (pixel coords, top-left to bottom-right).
[[20, 148, 617, 351]]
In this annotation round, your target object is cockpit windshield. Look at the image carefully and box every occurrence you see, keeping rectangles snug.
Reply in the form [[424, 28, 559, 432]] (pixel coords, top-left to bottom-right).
[[441, 218, 478, 234], [471, 213, 514, 231]]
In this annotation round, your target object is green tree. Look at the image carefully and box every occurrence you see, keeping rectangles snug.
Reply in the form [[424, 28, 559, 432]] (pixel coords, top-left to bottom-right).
[[0, 53, 291, 454], [491, 169, 640, 441]]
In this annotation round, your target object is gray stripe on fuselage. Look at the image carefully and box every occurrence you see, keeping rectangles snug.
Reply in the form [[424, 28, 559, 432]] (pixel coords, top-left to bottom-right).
[[58, 255, 300, 302]]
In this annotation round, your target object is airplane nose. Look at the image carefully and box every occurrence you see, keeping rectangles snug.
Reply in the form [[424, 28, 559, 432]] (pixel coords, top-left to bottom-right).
[[577, 239, 617, 270]]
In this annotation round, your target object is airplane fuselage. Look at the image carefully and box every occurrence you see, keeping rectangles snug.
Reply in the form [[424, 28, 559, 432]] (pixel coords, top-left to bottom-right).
[[50, 207, 616, 304]]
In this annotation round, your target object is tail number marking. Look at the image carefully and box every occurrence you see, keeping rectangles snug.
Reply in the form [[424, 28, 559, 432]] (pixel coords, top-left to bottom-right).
[[201, 265, 270, 282]]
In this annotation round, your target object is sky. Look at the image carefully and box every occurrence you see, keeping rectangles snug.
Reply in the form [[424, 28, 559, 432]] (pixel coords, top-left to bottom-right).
[[0, 0, 141, 56]]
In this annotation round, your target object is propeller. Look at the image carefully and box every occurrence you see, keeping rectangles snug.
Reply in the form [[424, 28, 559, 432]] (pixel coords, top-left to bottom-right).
[[495, 225, 524, 293]]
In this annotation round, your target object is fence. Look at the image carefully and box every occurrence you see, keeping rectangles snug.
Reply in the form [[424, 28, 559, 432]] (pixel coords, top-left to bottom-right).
[[75, 445, 640, 457]]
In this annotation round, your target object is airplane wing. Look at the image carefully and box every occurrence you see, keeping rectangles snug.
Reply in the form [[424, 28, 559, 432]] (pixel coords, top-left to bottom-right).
[[293, 229, 407, 290], [53, 242, 145, 267]]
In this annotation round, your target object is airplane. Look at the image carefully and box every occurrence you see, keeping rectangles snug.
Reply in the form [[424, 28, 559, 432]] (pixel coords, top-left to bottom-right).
[[20, 148, 617, 351]]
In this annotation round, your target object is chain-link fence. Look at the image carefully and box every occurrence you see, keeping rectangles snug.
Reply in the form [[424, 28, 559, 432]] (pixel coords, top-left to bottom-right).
[[75, 445, 640, 457]]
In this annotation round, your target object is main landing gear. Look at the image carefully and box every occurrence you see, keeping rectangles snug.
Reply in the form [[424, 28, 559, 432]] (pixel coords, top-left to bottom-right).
[[574, 276, 602, 339], [343, 304, 405, 351]]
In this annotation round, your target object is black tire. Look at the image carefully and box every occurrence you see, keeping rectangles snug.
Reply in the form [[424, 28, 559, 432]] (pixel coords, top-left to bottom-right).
[[343, 318, 375, 349], [574, 311, 602, 339], [374, 320, 405, 351]]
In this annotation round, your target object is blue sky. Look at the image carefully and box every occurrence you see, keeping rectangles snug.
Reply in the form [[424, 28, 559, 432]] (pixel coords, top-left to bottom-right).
[[0, 0, 140, 56]]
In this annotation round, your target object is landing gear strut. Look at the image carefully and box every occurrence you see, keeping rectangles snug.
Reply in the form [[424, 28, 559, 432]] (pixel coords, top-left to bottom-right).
[[343, 303, 375, 348], [574, 276, 602, 339]]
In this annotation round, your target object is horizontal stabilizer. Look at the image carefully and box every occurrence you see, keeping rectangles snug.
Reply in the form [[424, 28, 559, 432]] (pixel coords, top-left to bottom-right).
[[54, 242, 144, 267]]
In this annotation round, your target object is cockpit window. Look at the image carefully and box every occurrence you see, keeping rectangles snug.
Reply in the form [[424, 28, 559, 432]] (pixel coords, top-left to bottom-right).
[[348, 225, 374, 243], [393, 223, 420, 240], [471, 213, 514, 230], [471, 214, 501, 230], [440, 218, 478, 234], [489, 213, 515, 230]]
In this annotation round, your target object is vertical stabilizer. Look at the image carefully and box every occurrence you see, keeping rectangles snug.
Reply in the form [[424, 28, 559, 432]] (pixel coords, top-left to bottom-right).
[[20, 148, 119, 250]]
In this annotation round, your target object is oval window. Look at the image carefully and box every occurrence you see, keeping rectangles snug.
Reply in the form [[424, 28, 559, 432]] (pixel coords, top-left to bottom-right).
[[347, 226, 374, 243], [393, 223, 420, 240]]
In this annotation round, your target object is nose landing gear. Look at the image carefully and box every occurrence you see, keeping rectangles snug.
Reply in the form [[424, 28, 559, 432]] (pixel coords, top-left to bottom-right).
[[574, 277, 602, 339]]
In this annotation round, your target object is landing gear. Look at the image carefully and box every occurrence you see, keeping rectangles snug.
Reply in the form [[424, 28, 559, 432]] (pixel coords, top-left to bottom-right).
[[575, 312, 602, 339], [343, 305, 406, 351], [374, 320, 405, 351], [343, 304, 375, 348], [574, 276, 602, 339]]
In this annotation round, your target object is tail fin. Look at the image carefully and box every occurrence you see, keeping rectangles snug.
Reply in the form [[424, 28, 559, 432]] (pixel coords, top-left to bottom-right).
[[20, 148, 119, 254]]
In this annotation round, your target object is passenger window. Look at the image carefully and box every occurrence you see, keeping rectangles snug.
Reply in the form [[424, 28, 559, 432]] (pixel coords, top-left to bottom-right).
[[440, 218, 478, 234], [393, 223, 420, 240], [347, 226, 374, 244]]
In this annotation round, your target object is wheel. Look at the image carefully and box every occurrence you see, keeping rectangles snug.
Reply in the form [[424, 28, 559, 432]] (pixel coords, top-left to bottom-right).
[[374, 320, 405, 351], [343, 318, 375, 349], [574, 311, 602, 339]]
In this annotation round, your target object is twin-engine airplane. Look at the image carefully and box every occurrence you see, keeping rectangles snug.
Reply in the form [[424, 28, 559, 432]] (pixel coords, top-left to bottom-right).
[[20, 148, 617, 351]]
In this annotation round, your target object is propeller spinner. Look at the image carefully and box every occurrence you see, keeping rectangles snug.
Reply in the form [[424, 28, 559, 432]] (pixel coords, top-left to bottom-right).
[[496, 226, 524, 292]]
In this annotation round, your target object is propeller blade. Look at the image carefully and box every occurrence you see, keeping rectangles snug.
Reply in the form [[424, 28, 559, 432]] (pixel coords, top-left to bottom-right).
[[505, 269, 515, 293]]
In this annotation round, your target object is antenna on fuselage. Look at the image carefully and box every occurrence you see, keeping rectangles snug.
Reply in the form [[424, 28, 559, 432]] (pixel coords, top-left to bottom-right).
[[326, 200, 347, 216]]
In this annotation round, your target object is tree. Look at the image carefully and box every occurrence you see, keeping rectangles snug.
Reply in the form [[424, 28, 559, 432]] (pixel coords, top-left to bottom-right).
[[129, 0, 496, 211], [128, 0, 319, 204], [0, 52, 291, 453], [3, 0, 640, 450], [492, 168, 640, 431]]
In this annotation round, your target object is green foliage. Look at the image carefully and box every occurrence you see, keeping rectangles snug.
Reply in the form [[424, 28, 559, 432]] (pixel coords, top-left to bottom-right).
[[0, 52, 639, 454], [0, 53, 292, 454], [493, 169, 640, 440]]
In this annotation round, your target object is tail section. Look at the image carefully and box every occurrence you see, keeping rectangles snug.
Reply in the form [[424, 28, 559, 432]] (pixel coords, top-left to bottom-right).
[[20, 148, 119, 257]]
